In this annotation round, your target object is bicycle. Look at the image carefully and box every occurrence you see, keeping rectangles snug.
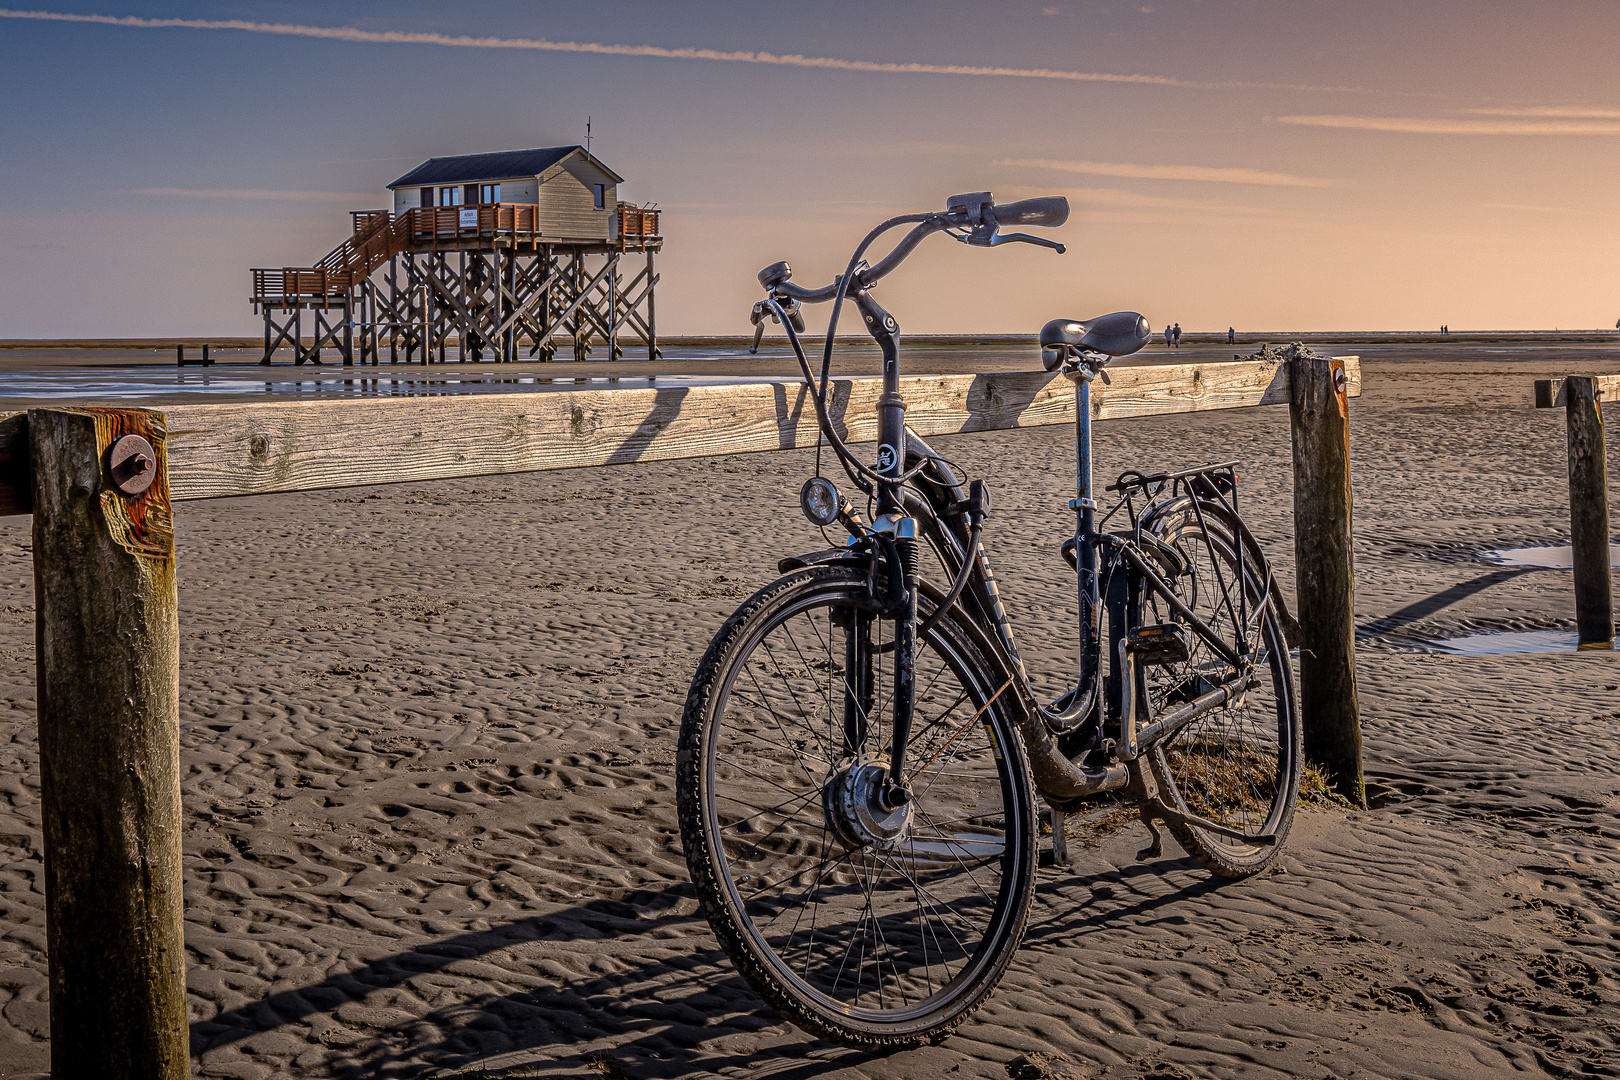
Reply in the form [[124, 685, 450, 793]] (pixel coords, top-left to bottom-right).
[[676, 192, 1302, 1049]]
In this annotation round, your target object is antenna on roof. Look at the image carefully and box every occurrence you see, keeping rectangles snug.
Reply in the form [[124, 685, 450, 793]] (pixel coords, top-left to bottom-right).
[[586, 116, 592, 158]]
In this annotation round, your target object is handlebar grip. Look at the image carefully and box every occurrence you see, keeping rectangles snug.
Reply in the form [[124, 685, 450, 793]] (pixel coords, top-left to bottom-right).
[[991, 197, 1069, 228]]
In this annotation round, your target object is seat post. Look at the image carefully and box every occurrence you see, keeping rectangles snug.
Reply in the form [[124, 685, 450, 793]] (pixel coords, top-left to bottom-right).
[[1070, 366, 1102, 694]]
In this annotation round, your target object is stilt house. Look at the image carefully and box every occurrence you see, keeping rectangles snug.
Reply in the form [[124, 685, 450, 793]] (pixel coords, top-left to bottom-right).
[[250, 145, 661, 365]]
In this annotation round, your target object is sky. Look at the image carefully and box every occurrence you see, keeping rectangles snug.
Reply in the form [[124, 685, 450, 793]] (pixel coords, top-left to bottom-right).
[[0, 0, 1617, 337]]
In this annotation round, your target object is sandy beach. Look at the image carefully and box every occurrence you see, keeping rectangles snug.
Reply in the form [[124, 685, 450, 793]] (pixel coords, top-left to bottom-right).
[[0, 341, 1618, 1079]]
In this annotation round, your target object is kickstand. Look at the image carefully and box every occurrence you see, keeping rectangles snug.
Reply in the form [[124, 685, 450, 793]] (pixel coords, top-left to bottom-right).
[[1048, 807, 1069, 868], [1136, 807, 1164, 862]]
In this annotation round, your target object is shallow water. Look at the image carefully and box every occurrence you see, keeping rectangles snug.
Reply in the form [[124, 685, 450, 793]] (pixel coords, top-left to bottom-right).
[[0, 368, 799, 401], [1419, 629, 1614, 655], [1484, 545, 1620, 569], [0, 342, 1051, 402]]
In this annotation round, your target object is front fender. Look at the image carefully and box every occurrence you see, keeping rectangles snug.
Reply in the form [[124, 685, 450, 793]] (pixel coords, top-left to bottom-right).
[[777, 547, 868, 574]]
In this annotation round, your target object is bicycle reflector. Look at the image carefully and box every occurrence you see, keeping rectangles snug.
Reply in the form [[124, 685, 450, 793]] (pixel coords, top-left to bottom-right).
[[800, 477, 842, 527]]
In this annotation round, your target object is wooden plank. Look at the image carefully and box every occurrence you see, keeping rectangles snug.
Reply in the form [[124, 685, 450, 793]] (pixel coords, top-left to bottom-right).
[[0, 356, 1358, 511], [1535, 373, 1620, 408]]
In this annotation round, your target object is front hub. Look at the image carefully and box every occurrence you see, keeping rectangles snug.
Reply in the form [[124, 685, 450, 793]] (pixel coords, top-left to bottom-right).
[[824, 757, 913, 851]]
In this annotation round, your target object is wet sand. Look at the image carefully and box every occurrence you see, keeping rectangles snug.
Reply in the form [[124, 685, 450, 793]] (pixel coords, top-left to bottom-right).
[[0, 342, 1618, 1078]]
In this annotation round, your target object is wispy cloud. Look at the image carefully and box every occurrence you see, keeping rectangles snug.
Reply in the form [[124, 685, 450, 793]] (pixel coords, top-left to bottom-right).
[[1481, 202, 1579, 214], [1279, 114, 1620, 135], [0, 8, 1370, 93], [1000, 184, 1274, 216], [998, 157, 1337, 187], [129, 187, 377, 201], [1468, 106, 1620, 119]]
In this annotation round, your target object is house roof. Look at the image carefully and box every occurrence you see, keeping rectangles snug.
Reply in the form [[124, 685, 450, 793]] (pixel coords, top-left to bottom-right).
[[388, 146, 624, 188]]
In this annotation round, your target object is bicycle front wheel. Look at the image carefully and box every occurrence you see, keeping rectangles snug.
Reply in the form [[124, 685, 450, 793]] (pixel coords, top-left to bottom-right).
[[677, 566, 1036, 1049], [1134, 497, 1301, 878]]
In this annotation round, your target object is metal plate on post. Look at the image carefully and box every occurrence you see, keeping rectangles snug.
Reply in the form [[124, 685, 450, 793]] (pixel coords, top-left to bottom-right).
[[108, 434, 157, 497]]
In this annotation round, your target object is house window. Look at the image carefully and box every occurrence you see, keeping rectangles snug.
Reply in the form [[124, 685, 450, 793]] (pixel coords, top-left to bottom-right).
[[479, 183, 501, 204], [438, 186, 463, 207], [594, 184, 605, 210]]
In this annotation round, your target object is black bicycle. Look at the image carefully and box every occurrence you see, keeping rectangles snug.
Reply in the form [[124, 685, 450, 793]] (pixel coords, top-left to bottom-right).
[[676, 193, 1301, 1049]]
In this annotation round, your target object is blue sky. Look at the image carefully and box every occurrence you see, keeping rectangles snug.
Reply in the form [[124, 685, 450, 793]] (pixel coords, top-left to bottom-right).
[[1, 1, 1617, 336]]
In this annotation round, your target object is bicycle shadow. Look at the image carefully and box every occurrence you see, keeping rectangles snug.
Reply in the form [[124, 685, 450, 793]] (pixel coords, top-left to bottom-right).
[[959, 371, 1063, 432], [190, 855, 1222, 1077], [188, 885, 873, 1079]]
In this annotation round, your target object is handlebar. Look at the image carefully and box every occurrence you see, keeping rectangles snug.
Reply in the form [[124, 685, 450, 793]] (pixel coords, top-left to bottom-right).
[[989, 196, 1070, 228], [759, 192, 1069, 305]]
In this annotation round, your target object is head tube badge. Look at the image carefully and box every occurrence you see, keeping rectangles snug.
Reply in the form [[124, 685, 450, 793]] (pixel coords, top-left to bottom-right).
[[877, 444, 898, 472]]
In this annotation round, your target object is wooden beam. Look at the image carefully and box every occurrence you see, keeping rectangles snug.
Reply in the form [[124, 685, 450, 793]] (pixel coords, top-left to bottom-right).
[[1535, 374, 1620, 409], [0, 356, 1358, 511]]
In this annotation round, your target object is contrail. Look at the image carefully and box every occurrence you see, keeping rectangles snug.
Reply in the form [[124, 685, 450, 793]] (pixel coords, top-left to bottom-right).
[[129, 187, 376, 201], [0, 8, 1369, 93]]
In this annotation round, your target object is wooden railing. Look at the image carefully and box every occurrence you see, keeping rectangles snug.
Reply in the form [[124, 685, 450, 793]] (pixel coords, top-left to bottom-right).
[[253, 202, 660, 303], [5, 350, 1362, 1076], [618, 204, 660, 251]]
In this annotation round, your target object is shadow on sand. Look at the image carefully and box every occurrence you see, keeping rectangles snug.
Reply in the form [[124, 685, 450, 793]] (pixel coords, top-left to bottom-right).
[[191, 852, 1216, 1078]]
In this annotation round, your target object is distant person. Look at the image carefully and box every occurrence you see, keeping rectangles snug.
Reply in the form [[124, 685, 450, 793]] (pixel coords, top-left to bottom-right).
[[1164, 324, 1173, 348], [1173, 323, 1182, 348], [1228, 326, 1235, 344]]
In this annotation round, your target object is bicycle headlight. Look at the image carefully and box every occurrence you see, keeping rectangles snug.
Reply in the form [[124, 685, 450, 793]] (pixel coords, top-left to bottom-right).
[[800, 477, 842, 527]]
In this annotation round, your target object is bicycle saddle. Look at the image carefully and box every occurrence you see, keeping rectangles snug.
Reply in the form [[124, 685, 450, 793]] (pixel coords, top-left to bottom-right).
[[1040, 312, 1152, 370]]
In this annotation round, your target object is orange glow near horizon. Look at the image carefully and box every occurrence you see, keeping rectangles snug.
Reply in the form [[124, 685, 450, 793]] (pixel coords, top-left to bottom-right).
[[0, 2, 1616, 337]]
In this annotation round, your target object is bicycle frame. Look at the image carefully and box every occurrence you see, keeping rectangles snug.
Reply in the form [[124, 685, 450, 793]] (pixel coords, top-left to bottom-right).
[[789, 309, 1269, 814], [754, 194, 1287, 817]]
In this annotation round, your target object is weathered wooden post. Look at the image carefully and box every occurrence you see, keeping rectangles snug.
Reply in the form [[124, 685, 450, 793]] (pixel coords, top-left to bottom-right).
[[1288, 349, 1365, 807], [174, 344, 184, 367], [1563, 376, 1613, 645], [202, 342, 211, 367], [30, 407, 187, 1079]]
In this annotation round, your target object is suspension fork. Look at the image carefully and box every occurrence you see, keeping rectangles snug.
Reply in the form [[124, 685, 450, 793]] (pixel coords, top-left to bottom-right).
[[855, 289, 918, 806]]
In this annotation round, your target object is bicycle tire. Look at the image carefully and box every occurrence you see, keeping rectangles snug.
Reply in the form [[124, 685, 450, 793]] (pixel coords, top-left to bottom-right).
[[677, 565, 1037, 1048], [1132, 497, 1300, 877]]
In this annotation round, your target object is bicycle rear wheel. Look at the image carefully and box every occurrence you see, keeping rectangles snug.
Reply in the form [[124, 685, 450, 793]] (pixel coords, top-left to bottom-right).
[[1133, 497, 1300, 877], [677, 566, 1036, 1048]]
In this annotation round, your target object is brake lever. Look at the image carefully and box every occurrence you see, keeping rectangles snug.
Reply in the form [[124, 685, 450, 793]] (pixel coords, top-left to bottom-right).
[[749, 298, 806, 354], [748, 301, 769, 354], [988, 231, 1066, 254]]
